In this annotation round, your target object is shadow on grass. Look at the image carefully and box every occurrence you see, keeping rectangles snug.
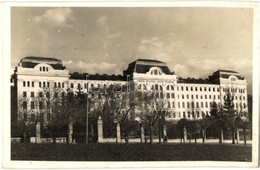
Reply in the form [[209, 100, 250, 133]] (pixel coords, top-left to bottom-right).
[[11, 143, 252, 161]]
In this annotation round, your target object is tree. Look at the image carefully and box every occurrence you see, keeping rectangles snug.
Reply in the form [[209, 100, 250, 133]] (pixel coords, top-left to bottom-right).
[[204, 101, 227, 143], [222, 92, 238, 144], [139, 91, 170, 144]]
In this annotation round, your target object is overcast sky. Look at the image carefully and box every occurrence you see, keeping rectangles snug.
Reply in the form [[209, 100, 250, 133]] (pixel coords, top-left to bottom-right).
[[11, 7, 253, 93]]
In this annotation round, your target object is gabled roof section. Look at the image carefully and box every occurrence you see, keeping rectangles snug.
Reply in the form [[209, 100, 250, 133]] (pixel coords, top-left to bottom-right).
[[19, 56, 66, 70], [123, 58, 173, 75]]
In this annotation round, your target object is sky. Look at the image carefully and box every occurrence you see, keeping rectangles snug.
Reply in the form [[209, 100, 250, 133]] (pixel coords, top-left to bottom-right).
[[11, 7, 253, 93]]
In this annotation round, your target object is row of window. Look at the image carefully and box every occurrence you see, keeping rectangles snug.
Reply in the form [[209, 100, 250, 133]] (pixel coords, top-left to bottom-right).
[[223, 88, 246, 93], [168, 111, 208, 119], [165, 101, 246, 109], [177, 86, 219, 92], [39, 66, 49, 72], [22, 100, 49, 110], [22, 81, 65, 88], [22, 91, 63, 98], [23, 81, 34, 87]]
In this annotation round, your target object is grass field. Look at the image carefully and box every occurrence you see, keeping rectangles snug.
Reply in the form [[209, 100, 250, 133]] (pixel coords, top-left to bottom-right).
[[11, 143, 252, 161]]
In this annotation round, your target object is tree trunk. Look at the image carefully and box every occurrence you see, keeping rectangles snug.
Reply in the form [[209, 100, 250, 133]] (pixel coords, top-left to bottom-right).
[[219, 128, 223, 144], [149, 124, 153, 144], [67, 121, 73, 144], [243, 129, 247, 145]]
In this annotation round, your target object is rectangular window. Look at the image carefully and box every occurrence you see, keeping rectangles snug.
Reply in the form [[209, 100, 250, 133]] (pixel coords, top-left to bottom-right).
[[187, 95, 189, 99], [23, 91, 27, 97], [205, 95, 207, 99], [209, 95, 212, 99], [24, 113, 27, 121], [23, 101, 27, 110], [182, 94, 184, 99], [196, 95, 198, 99], [218, 95, 220, 99], [39, 92, 43, 98], [71, 83, 74, 88], [201, 95, 203, 99], [186, 87, 188, 91], [191, 102, 194, 108], [204, 87, 207, 91], [209, 87, 211, 91], [39, 82, 41, 87], [168, 102, 171, 108], [23, 81, 26, 87], [54, 92, 58, 98], [31, 92, 34, 97], [31, 101, 35, 109], [181, 86, 183, 91], [182, 102, 185, 108], [196, 102, 199, 108], [55, 82, 57, 88], [213, 87, 215, 92], [62, 83, 64, 88], [191, 95, 194, 99], [167, 93, 170, 98], [58, 82, 61, 88], [27, 81, 30, 87], [206, 102, 208, 108], [43, 82, 46, 88], [187, 102, 190, 108], [47, 82, 50, 88], [171, 93, 174, 98], [46, 92, 50, 98], [201, 102, 203, 108], [178, 102, 180, 108], [200, 87, 202, 91], [183, 112, 186, 118], [32, 81, 34, 87], [191, 87, 193, 91], [195, 87, 197, 91], [172, 102, 175, 108], [39, 101, 44, 110]]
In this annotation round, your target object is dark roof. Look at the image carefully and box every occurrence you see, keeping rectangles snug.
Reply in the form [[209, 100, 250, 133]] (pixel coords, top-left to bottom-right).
[[123, 59, 173, 75], [19, 56, 66, 70], [212, 69, 239, 75], [178, 77, 214, 84], [210, 69, 244, 80], [70, 72, 126, 81]]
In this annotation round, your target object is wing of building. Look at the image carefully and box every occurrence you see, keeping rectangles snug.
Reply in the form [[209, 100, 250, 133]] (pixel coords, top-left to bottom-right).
[[11, 56, 248, 124]]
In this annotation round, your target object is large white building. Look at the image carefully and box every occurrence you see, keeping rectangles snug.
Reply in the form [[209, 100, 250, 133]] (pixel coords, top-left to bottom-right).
[[11, 56, 248, 123]]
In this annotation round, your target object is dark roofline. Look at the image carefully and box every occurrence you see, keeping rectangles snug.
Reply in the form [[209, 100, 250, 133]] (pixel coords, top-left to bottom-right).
[[70, 72, 127, 81], [135, 58, 165, 63], [21, 56, 61, 62]]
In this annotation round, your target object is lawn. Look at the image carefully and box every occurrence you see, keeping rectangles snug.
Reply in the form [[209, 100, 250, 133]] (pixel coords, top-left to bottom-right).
[[11, 143, 252, 161]]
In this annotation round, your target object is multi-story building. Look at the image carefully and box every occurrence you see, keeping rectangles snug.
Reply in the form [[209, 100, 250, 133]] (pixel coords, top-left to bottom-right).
[[11, 56, 248, 124]]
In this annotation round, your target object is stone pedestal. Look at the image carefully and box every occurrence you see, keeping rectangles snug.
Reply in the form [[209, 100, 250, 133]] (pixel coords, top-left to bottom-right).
[[236, 129, 240, 144], [183, 126, 187, 143], [220, 128, 224, 143], [116, 123, 121, 143], [163, 125, 167, 137], [36, 122, 41, 143], [68, 122, 73, 144], [97, 117, 103, 143], [140, 124, 145, 143], [202, 128, 206, 143]]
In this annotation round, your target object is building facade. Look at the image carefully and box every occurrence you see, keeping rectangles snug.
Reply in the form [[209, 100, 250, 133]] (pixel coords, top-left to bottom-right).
[[11, 56, 248, 124]]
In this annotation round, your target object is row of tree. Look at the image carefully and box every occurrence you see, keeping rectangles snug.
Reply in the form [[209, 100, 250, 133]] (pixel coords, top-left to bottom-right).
[[12, 83, 251, 145]]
